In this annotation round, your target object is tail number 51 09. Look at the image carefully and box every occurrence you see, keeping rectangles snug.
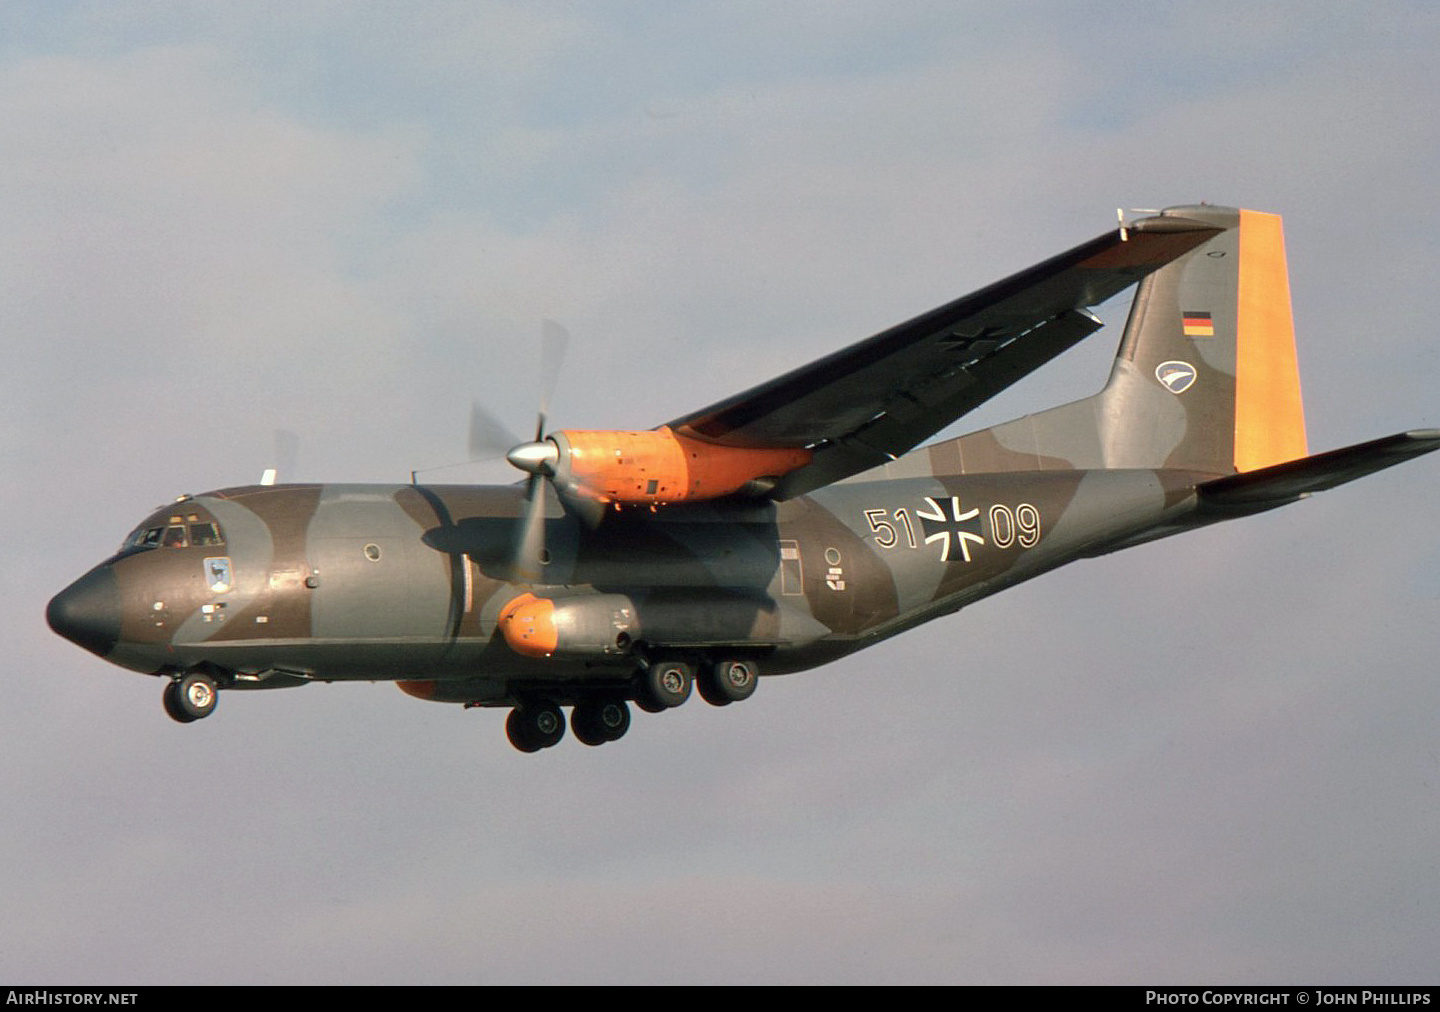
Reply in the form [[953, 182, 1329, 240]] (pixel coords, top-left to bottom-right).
[[864, 501, 1040, 561]]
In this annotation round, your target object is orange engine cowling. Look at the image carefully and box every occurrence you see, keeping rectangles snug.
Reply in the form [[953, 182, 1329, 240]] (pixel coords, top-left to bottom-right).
[[498, 592, 638, 659], [550, 426, 809, 505]]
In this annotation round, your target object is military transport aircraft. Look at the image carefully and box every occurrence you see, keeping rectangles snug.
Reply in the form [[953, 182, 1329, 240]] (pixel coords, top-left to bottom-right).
[[46, 205, 1440, 752]]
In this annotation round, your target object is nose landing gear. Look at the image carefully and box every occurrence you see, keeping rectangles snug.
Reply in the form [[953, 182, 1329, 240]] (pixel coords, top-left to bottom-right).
[[162, 671, 219, 724]]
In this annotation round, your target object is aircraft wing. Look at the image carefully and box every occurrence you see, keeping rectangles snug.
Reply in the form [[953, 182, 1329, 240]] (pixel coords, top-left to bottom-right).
[[667, 212, 1223, 497]]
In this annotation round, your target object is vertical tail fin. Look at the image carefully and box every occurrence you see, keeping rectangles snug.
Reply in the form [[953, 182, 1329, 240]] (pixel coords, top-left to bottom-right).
[[947, 205, 1307, 476]]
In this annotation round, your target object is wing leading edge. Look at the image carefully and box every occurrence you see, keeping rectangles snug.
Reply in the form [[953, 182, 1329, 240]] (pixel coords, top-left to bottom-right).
[[668, 211, 1223, 498]]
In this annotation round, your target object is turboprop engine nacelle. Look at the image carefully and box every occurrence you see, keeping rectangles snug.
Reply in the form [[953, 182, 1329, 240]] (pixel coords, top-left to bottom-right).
[[498, 592, 638, 659], [496, 589, 792, 660], [532, 426, 811, 506]]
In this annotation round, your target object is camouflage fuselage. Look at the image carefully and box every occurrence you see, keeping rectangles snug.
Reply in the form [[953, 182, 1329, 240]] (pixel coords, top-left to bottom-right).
[[75, 464, 1209, 707]]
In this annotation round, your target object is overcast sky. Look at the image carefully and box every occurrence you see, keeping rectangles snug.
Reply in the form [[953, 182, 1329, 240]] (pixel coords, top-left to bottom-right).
[[5, 1, 1439, 985]]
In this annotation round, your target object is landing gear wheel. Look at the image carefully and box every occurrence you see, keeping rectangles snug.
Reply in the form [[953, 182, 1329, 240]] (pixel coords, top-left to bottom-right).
[[506, 703, 566, 752], [698, 659, 759, 706], [572, 699, 630, 746], [162, 680, 196, 724], [506, 709, 541, 753], [168, 672, 218, 722], [636, 659, 693, 710]]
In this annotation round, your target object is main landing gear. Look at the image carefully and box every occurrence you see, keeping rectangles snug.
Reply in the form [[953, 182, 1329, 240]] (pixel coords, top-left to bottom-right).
[[505, 698, 631, 752], [571, 699, 630, 746], [697, 659, 758, 706], [502, 656, 761, 752], [505, 702, 567, 753], [162, 671, 219, 724], [635, 658, 693, 711]]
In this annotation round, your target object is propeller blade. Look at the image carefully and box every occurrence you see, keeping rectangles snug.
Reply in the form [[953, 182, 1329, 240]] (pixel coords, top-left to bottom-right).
[[471, 320, 568, 462], [274, 429, 299, 477], [261, 428, 300, 485], [469, 401, 522, 460], [473, 319, 575, 578], [538, 319, 569, 422], [513, 474, 548, 582]]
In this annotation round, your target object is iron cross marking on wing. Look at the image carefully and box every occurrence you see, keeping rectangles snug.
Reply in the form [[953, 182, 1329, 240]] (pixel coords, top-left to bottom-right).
[[916, 495, 985, 562]]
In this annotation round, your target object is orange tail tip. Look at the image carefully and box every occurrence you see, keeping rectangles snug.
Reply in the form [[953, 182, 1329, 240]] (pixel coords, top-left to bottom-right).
[[1234, 209, 1308, 472]]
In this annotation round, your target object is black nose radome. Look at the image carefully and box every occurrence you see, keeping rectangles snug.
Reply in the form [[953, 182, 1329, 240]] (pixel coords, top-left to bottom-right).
[[47, 565, 122, 658]]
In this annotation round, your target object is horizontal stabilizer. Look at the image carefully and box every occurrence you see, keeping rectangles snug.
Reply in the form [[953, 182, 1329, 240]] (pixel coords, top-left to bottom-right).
[[1198, 429, 1440, 510]]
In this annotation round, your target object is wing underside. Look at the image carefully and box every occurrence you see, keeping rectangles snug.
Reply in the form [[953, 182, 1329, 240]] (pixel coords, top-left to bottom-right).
[[668, 212, 1223, 497]]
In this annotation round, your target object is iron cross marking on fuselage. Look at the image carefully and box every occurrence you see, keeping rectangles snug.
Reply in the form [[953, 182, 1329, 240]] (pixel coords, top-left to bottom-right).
[[916, 495, 985, 562]]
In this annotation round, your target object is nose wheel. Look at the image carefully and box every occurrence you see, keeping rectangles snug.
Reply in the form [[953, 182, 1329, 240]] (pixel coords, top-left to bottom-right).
[[163, 672, 219, 723]]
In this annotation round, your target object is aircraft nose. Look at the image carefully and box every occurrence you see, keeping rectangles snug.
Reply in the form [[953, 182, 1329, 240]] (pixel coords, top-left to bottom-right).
[[46, 565, 122, 657]]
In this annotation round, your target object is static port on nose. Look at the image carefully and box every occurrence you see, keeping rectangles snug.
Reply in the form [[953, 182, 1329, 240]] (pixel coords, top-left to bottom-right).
[[46, 565, 122, 658]]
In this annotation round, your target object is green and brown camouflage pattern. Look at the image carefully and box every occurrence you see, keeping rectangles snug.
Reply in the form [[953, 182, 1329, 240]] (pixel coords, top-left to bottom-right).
[[47, 205, 1440, 746]]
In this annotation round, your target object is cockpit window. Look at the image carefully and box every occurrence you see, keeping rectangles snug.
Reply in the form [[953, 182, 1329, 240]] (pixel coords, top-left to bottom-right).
[[117, 515, 225, 555], [189, 522, 223, 547]]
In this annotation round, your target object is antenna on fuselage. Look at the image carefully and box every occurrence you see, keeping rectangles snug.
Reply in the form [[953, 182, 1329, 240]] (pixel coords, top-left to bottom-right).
[[259, 429, 299, 486]]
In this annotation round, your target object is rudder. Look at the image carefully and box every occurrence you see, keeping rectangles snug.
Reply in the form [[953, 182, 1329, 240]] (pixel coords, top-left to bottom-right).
[[1234, 209, 1307, 472]]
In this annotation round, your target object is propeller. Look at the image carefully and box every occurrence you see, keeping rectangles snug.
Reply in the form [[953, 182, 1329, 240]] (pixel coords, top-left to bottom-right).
[[469, 320, 573, 582], [467, 320, 569, 462]]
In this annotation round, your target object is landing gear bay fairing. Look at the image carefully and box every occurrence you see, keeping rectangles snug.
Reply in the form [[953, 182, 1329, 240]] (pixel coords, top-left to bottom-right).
[[47, 206, 1439, 751]]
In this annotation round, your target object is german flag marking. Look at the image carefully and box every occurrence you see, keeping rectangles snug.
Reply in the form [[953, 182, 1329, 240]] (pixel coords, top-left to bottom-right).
[[1182, 311, 1215, 337]]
